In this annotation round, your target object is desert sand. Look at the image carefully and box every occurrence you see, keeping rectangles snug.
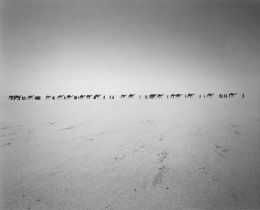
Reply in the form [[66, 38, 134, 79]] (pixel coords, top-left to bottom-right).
[[1, 95, 260, 210]]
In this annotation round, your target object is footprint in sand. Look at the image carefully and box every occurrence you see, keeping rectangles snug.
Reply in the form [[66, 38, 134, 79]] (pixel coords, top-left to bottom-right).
[[153, 149, 170, 186], [157, 149, 168, 163], [57, 126, 75, 131], [228, 123, 240, 135], [0, 132, 17, 138], [215, 144, 229, 157], [133, 145, 145, 152], [153, 165, 169, 186], [234, 130, 240, 135], [114, 154, 126, 160], [0, 142, 11, 147]]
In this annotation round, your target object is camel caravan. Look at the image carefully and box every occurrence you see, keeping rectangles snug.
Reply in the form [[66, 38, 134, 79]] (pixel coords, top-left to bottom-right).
[[8, 93, 244, 101]]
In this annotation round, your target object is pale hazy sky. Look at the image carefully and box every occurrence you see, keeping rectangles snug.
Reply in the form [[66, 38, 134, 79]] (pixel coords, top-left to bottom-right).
[[1, 0, 260, 95]]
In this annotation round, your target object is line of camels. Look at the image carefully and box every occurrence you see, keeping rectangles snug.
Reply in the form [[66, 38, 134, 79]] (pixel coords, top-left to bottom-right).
[[8, 93, 244, 100]]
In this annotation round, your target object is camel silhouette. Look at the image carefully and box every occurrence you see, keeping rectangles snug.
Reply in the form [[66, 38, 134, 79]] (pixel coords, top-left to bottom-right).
[[27, 95, 34, 100], [79, 95, 85, 99], [57, 95, 65, 99], [175, 94, 182, 98], [207, 93, 214, 98], [45, 95, 52, 100], [86, 95, 92, 99], [93, 94, 101, 99], [149, 94, 156, 99], [229, 93, 237, 98], [129, 94, 135, 98], [187, 93, 195, 98], [66, 95, 73, 99], [121, 94, 127, 99], [157, 94, 164, 99]]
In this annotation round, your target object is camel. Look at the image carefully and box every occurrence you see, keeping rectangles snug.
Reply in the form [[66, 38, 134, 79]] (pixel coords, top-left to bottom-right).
[[121, 94, 127, 99], [79, 95, 85, 99], [35, 96, 41, 100], [207, 93, 214, 98], [157, 94, 164, 99], [57, 95, 65, 99], [229, 93, 237, 98], [149, 94, 157, 99], [86, 95, 92, 99], [8, 95, 14, 100], [66, 95, 73, 99], [175, 94, 182, 98], [46, 95, 52, 100], [16, 95, 22, 100], [27, 95, 34, 100], [129, 94, 135, 98], [187, 93, 195, 98], [93, 94, 101, 99]]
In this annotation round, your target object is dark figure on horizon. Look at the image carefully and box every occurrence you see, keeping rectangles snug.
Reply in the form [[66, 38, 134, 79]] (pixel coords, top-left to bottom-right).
[[129, 94, 135, 98], [58, 95, 65, 99], [79, 95, 85, 99], [66, 95, 73, 99], [27, 95, 34, 100], [242, 93, 245, 98], [229, 93, 237, 98], [121, 94, 127, 99], [8, 95, 14, 100], [187, 93, 195, 98], [149, 94, 156, 99], [157, 94, 164, 99], [86, 95, 92, 99], [93, 94, 101, 99], [207, 93, 214, 98]]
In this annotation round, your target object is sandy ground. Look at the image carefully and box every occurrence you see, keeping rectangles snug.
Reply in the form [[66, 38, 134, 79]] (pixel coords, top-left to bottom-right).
[[0, 96, 260, 210]]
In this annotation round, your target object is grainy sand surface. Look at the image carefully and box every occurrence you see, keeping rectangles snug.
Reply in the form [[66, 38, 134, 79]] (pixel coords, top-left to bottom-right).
[[1, 96, 260, 210]]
